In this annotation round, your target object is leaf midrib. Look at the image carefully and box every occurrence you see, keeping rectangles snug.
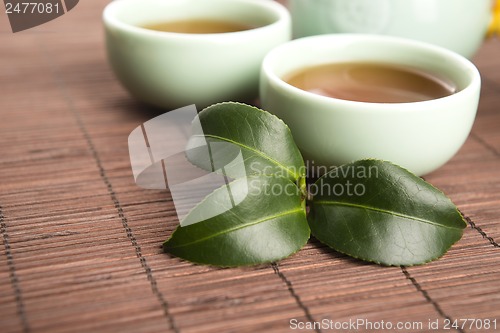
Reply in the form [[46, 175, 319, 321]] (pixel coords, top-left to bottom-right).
[[165, 208, 305, 249], [313, 201, 463, 230], [194, 134, 301, 180]]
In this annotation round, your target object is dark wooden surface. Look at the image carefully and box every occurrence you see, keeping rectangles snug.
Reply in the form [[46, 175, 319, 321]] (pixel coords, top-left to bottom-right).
[[1, 1, 500, 332]]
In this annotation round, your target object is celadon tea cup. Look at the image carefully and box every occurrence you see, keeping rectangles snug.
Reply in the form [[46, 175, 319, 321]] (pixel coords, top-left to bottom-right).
[[260, 34, 481, 176], [103, 0, 290, 110], [289, 0, 494, 59]]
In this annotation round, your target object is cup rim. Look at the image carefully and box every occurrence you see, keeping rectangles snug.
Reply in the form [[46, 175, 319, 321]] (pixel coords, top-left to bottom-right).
[[103, 0, 290, 39], [262, 33, 481, 108]]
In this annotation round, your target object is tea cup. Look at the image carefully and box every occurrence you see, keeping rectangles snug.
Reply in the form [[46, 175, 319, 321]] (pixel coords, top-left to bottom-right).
[[289, 0, 493, 59], [260, 34, 481, 176], [103, 0, 291, 109]]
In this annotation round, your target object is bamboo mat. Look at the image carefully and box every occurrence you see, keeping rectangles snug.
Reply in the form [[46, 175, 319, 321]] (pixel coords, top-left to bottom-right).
[[1, 1, 500, 332]]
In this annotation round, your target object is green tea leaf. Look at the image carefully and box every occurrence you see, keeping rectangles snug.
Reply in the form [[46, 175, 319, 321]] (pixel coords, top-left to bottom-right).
[[308, 159, 466, 266], [186, 102, 305, 183], [164, 175, 309, 267]]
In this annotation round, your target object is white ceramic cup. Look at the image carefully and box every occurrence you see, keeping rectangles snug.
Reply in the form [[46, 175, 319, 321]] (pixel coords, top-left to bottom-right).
[[103, 0, 291, 110], [289, 0, 493, 59], [260, 34, 481, 176]]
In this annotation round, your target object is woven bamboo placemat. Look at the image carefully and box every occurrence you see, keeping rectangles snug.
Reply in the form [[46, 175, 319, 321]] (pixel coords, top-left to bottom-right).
[[1, 1, 500, 332]]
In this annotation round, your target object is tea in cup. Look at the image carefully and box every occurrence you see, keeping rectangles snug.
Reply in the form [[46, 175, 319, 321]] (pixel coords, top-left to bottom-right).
[[103, 0, 291, 109], [260, 34, 481, 176]]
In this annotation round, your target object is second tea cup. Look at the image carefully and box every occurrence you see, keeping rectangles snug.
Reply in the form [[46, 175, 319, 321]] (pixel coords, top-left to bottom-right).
[[103, 0, 291, 109], [260, 34, 481, 176]]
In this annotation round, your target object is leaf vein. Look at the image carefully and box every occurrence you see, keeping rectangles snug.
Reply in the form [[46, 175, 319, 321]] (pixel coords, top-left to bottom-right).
[[166, 209, 305, 250], [194, 134, 300, 180], [314, 201, 462, 230]]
